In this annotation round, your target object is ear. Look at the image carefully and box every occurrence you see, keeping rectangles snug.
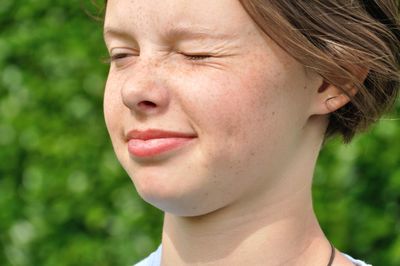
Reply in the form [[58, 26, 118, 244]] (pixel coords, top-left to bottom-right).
[[310, 68, 368, 115], [310, 81, 356, 115]]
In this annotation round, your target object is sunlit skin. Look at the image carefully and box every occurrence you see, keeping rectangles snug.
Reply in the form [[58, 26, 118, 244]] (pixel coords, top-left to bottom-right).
[[103, 0, 355, 265]]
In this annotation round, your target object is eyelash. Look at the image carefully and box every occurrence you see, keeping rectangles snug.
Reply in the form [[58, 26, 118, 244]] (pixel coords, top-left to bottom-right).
[[109, 53, 132, 62], [183, 54, 211, 61]]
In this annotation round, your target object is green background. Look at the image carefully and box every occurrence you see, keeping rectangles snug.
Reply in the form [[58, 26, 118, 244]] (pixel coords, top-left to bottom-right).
[[0, 1, 399, 265]]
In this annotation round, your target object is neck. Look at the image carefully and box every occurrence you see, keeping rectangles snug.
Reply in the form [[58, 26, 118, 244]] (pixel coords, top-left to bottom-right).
[[161, 182, 332, 265]]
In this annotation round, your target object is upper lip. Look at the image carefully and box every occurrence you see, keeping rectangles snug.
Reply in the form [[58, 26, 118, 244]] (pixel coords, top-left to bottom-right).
[[126, 129, 197, 141]]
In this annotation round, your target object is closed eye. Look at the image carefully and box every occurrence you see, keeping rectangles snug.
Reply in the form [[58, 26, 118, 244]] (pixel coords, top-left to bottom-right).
[[182, 53, 212, 61], [106, 50, 139, 67], [110, 53, 133, 61], [107, 47, 139, 65]]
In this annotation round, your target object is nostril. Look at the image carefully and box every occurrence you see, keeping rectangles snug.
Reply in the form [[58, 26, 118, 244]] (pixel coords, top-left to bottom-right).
[[138, 100, 157, 109]]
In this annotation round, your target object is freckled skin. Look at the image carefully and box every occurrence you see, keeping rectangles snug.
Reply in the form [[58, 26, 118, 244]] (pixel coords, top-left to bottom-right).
[[103, 0, 322, 217]]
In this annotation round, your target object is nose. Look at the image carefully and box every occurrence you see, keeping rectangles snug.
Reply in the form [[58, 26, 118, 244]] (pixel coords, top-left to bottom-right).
[[121, 60, 170, 116]]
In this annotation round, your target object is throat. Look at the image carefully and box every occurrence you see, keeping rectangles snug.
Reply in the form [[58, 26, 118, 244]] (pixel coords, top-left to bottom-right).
[[160, 202, 330, 266]]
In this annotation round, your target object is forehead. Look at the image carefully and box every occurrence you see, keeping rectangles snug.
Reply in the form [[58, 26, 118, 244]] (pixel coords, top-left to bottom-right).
[[104, 0, 253, 39]]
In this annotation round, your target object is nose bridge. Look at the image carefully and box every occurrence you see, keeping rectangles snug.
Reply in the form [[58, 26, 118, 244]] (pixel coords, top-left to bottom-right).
[[128, 55, 160, 85], [121, 56, 170, 114]]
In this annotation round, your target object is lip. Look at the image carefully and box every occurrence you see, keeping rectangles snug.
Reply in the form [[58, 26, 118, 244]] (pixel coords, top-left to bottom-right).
[[126, 129, 197, 158]]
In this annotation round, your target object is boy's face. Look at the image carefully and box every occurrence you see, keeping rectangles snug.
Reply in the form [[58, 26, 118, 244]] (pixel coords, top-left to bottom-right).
[[103, 0, 322, 216]]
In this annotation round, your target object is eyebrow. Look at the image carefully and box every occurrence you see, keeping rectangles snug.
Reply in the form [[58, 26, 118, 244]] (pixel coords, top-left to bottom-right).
[[162, 25, 237, 41], [103, 27, 132, 42], [103, 25, 237, 43]]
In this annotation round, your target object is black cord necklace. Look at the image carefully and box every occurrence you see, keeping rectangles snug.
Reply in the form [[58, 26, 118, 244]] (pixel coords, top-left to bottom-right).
[[327, 242, 336, 266]]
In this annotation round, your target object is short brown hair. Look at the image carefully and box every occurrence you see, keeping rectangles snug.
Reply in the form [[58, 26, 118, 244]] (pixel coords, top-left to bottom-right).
[[238, 0, 400, 143]]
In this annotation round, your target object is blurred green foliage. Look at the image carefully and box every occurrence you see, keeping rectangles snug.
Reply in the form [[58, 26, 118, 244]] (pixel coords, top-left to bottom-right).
[[0, 1, 399, 265]]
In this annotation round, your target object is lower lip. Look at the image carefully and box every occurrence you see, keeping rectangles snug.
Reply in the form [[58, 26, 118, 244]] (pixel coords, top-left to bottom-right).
[[127, 137, 196, 158]]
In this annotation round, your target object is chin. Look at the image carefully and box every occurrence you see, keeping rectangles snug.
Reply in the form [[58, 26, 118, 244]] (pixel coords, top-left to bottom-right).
[[135, 183, 223, 217], [120, 150, 233, 217]]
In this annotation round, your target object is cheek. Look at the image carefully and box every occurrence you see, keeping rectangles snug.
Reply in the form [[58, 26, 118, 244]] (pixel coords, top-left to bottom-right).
[[178, 64, 283, 151], [177, 57, 309, 176], [103, 76, 122, 133], [168, 70, 268, 192], [103, 75, 128, 164]]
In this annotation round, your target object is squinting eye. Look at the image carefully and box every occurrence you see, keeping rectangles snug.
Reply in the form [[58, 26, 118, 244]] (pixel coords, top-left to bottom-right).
[[106, 51, 138, 67], [183, 54, 211, 61], [110, 53, 132, 62]]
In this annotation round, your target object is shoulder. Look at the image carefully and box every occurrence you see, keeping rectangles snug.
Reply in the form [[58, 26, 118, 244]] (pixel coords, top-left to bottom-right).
[[133, 245, 162, 266], [343, 253, 372, 266]]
